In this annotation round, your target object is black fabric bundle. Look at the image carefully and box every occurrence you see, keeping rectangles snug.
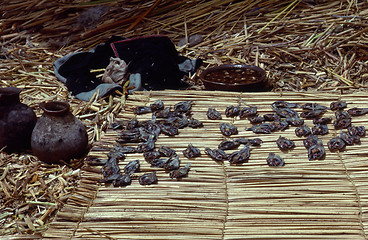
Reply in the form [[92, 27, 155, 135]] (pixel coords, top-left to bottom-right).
[[54, 35, 202, 101]]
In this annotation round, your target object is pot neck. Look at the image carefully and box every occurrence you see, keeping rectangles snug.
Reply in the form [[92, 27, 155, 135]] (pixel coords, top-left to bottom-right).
[[39, 101, 70, 116], [0, 87, 21, 105]]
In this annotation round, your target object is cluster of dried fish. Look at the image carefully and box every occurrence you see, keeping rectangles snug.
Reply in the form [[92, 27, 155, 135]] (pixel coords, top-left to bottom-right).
[[273, 101, 367, 160], [98, 98, 368, 185], [99, 100, 204, 186], [244, 101, 303, 134], [266, 152, 285, 167], [207, 100, 368, 163], [96, 145, 138, 187], [144, 146, 192, 179], [205, 137, 262, 164], [208, 104, 258, 121]]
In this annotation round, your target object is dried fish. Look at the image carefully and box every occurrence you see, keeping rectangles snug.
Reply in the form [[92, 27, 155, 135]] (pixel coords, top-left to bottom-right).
[[271, 101, 300, 109], [225, 105, 241, 117], [150, 100, 164, 111], [136, 135, 155, 152], [295, 125, 311, 137], [138, 127, 154, 142], [276, 136, 295, 150], [183, 144, 201, 158], [143, 151, 161, 163], [263, 114, 281, 122], [266, 152, 285, 167], [101, 157, 120, 177], [155, 107, 181, 118], [340, 131, 360, 145], [313, 117, 332, 125], [285, 117, 304, 126], [113, 174, 132, 187], [207, 107, 222, 120], [229, 145, 250, 164], [218, 139, 240, 150], [330, 101, 347, 111], [327, 137, 345, 152], [303, 135, 319, 149], [174, 101, 192, 113], [150, 158, 171, 168], [169, 163, 192, 179], [333, 111, 351, 129], [159, 123, 179, 136], [174, 115, 189, 129], [249, 115, 265, 124], [123, 160, 140, 175], [235, 138, 263, 146], [126, 118, 139, 130], [347, 107, 368, 116], [311, 124, 329, 135], [272, 107, 299, 118], [273, 120, 289, 131], [239, 106, 257, 118], [205, 147, 229, 161], [348, 126, 366, 137], [143, 121, 161, 139], [158, 146, 176, 157], [248, 138, 263, 146], [235, 138, 249, 145], [138, 172, 158, 185], [188, 118, 203, 128], [164, 155, 180, 171], [339, 131, 353, 145], [117, 128, 141, 143], [108, 145, 128, 159], [301, 103, 328, 111], [220, 123, 238, 136], [99, 172, 119, 183], [99, 173, 132, 187], [154, 107, 170, 118], [246, 123, 275, 134], [112, 144, 137, 154], [300, 109, 326, 118], [308, 140, 325, 161], [133, 106, 152, 115]]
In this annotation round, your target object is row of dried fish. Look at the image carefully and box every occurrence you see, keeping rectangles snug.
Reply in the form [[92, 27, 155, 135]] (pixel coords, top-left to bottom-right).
[[208, 100, 367, 164], [204, 137, 263, 164], [206, 101, 367, 137], [96, 143, 194, 186], [208, 100, 368, 120], [213, 101, 366, 161]]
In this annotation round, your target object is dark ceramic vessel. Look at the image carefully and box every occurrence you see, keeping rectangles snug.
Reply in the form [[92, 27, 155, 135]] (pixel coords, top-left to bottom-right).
[[0, 87, 37, 153], [31, 101, 89, 164], [199, 64, 268, 91]]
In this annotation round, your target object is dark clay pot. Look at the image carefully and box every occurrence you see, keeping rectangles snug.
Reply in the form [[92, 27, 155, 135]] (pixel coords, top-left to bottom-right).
[[31, 101, 89, 164], [0, 87, 37, 153]]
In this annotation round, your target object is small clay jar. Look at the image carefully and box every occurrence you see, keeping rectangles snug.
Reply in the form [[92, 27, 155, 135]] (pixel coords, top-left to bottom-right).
[[31, 101, 89, 164], [0, 87, 37, 153]]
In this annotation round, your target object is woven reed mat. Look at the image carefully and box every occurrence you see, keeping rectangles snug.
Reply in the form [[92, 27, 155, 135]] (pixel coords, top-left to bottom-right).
[[43, 90, 368, 240]]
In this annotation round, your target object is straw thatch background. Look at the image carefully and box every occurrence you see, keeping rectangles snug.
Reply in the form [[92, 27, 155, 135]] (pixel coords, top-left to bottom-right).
[[1, 0, 368, 238]]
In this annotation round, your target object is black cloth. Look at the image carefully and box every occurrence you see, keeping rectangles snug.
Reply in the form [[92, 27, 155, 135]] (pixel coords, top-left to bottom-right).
[[55, 35, 202, 98]]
